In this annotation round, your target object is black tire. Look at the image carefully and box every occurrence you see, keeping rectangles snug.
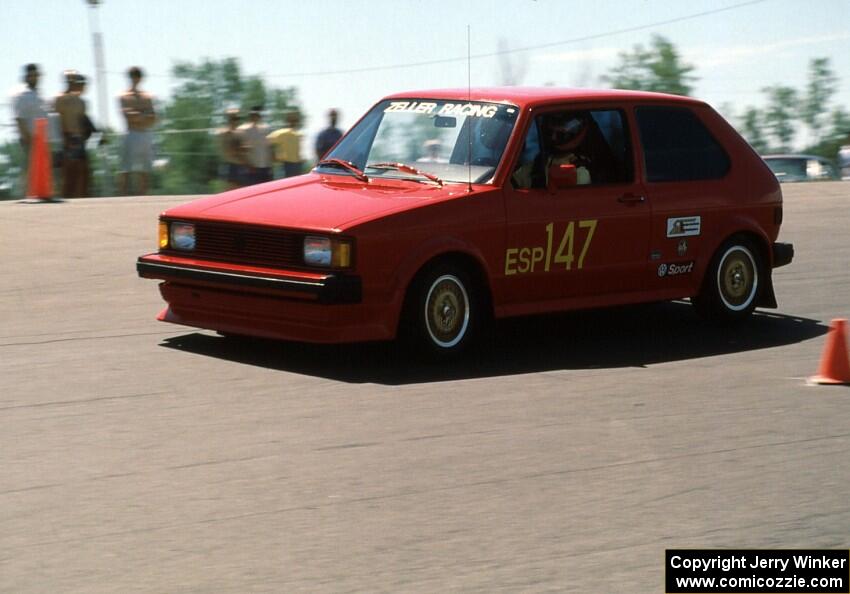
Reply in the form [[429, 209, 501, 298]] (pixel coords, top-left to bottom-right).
[[401, 262, 486, 358], [692, 236, 764, 322]]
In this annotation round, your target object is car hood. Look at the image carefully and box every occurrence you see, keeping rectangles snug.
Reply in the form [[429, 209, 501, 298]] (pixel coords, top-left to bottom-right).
[[163, 173, 478, 232]]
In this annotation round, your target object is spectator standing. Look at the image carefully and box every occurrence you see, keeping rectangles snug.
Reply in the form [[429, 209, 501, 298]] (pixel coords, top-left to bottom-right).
[[118, 66, 156, 195], [54, 70, 88, 197], [314, 108, 342, 162], [267, 111, 303, 178], [218, 108, 248, 189], [12, 63, 46, 196], [238, 106, 272, 185], [75, 74, 100, 197]]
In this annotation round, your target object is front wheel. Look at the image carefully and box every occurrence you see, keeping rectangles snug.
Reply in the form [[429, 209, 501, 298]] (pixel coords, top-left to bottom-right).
[[692, 237, 763, 322], [402, 263, 486, 357]]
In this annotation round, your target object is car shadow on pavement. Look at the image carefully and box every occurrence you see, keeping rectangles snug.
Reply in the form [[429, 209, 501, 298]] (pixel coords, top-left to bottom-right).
[[159, 301, 828, 385]]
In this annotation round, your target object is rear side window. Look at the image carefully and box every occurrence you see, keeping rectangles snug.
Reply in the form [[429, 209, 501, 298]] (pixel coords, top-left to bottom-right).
[[636, 106, 730, 182]]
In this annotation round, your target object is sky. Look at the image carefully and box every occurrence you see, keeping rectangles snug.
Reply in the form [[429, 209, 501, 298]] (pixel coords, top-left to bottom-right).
[[2, 0, 849, 152]]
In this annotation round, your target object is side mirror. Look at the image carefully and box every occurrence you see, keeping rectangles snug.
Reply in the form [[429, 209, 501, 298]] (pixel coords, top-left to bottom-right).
[[548, 163, 577, 190]]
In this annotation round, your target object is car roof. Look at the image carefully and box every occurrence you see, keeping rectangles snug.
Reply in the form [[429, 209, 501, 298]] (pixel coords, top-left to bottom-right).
[[384, 87, 705, 110]]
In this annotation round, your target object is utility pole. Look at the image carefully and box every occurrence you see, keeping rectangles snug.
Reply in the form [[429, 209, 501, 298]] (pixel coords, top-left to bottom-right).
[[86, 0, 112, 195]]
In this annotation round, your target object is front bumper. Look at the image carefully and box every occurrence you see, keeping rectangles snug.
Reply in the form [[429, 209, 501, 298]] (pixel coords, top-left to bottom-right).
[[137, 254, 395, 343]]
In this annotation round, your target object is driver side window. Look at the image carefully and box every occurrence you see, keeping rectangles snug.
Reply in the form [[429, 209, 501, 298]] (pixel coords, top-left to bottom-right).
[[512, 108, 633, 190]]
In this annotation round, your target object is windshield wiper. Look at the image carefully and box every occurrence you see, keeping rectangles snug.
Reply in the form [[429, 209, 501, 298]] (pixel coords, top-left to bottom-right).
[[317, 158, 369, 182], [367, 162, 444, 187]]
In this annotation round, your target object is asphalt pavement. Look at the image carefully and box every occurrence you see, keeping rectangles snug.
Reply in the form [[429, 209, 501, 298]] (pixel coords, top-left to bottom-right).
[[1, 183, 848, 593]]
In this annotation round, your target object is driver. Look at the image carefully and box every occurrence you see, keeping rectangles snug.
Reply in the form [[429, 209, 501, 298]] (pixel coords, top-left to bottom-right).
[[512, 112, 592, 189], [543, 112, 592, 185]]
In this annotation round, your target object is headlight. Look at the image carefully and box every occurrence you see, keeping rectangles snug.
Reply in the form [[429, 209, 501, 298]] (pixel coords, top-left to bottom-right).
[[170, 222, 196, 251], [304, 235, 352, 268]]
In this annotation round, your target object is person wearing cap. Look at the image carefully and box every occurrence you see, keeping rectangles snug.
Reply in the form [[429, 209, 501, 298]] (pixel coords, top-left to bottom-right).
[[267, 110, 303, 178], [11, 64, 47, 196], [238, 106, 272, 185], [118, 66, 157, 195], [218, 108, 248, 189], [54, 70, 88, 197], [314, 108, 342, 162]]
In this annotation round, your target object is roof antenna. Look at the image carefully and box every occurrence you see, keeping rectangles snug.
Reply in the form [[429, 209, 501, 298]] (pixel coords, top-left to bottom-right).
[[467, 24, 472, 193]]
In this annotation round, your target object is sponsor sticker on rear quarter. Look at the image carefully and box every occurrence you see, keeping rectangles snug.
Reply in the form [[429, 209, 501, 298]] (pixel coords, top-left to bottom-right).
[[667, 216, 701, 238]]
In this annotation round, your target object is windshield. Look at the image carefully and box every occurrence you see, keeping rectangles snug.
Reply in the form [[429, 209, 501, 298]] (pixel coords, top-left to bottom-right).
[[317, 99, 519, 184]]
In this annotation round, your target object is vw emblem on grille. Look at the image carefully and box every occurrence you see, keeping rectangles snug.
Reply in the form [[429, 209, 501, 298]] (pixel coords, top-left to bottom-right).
[[232, 234, 247, 251]]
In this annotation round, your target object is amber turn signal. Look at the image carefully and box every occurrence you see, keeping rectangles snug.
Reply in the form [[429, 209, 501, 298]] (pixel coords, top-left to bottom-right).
[[158, 221, 169, 249]]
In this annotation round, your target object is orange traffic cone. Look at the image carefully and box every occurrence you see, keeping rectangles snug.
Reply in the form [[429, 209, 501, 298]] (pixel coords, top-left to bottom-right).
[[25, 117, 54, 201], [809, 319, 850, 385]]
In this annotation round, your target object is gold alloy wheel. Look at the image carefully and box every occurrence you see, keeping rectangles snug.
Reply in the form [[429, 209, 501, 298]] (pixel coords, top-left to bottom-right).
[[424, 274, 470, 348], [717, 246, 758, 311]]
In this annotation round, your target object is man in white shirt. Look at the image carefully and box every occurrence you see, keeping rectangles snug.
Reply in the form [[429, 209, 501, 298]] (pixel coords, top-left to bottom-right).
[[238, 106, 272, 185], [12, 63, 47, 195]]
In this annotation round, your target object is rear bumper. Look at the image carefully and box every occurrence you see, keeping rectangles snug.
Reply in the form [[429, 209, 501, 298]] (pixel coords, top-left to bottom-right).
[[772, 242, 794, 268], [137, 254, 395, 343]]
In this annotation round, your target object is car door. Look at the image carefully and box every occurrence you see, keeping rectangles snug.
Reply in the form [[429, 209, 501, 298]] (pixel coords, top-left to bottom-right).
[[500, 105, 650, 309]]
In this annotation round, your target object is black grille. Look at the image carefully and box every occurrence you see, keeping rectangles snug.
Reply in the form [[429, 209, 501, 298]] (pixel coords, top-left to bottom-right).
[[167, 220, 306, 269]]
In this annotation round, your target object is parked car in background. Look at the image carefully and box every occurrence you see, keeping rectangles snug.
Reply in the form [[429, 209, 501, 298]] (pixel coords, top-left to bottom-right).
[[763, 154, 840, 182], [838, 145, 850, 180]]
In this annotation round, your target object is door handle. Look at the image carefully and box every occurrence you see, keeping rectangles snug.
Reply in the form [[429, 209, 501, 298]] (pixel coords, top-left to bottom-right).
[[618, 193, 646, 204]]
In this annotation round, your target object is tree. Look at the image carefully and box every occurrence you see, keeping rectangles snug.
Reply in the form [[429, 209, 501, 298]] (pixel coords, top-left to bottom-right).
[[803, 107, 850, 161], [739, 107, 769, 154], [602, 35, 696, 95], [762, 85, 798, 152], [801, 58, 837, 144], [828, 108, 850, 145], [160, 58, 302, 194], [160, 89, 217, 194]]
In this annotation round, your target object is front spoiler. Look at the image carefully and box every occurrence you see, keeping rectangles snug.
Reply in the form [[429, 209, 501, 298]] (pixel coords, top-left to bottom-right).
[[136, 258, 362, 305]]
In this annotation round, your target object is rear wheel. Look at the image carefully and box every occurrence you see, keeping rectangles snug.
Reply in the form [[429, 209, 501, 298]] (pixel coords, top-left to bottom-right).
[[402, 262, 486, 358], [693, 237, 763, 322]]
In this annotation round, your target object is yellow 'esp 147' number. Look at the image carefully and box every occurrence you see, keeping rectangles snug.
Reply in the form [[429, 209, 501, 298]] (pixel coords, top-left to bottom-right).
[[505, 219, 597, 276]]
